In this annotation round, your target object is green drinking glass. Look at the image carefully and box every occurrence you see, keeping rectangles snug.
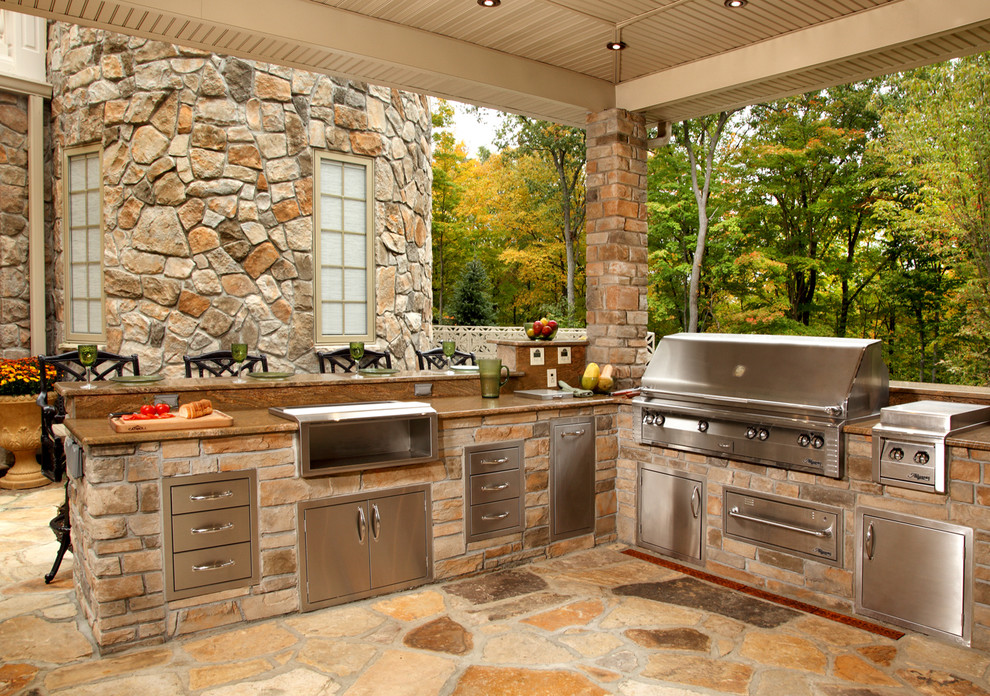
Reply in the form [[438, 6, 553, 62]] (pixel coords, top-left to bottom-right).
[[78, 344, 98, 389], [231, 343, 248, 383]]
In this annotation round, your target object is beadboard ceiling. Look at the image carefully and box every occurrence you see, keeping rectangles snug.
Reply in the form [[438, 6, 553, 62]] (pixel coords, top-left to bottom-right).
[[5, 0, 990, 126]]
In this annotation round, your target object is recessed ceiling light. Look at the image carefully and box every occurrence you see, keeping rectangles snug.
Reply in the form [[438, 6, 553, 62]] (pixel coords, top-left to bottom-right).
[[606, 40, 627, 51], [477, 0, 500, 6], [724, 0, 747, 7]]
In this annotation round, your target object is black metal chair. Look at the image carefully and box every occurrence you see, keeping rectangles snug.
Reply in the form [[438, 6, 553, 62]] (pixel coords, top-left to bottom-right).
[[415, 346, 476, 370], [36, 350, 139, 585], [317, 347, 393, 373], [183, 350, 268, 377], [37, 350, 140, 482]]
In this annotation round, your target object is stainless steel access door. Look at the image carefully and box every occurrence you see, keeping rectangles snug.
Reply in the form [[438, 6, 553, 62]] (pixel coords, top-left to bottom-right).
[[550, 416, 596, 541], [857, 508, 972, 645], [638, 464, 705, 564], [368, 490, 429, 589], [302, 500, 371, 606]]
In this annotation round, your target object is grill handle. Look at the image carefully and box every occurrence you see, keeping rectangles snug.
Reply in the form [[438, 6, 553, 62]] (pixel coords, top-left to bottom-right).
[[643, 390, 843, 418], [728, 506, 833, 538]]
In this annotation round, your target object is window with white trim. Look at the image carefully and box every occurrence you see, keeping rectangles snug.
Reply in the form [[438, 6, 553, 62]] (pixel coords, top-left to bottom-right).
[[64, 146, 104, 342], [314, 151, 375, 343]]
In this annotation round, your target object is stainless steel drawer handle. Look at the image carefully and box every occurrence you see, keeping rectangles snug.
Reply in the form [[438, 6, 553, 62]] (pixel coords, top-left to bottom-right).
[[865, 521, 875, 560], [690, 486, 701, 519], [189, 490, 234, 501], [480, 457, 509, 465], [481, 482, 510, 491], [191, 522, 234, 535], [560, 429, 586, 438], [192, 559, 235, 572], [728, 507, 833, 538], [481, 511, 510, 521]]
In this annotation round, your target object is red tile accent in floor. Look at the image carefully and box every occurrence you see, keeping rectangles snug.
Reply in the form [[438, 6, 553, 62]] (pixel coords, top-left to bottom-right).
[[621, 548, 905, 640]]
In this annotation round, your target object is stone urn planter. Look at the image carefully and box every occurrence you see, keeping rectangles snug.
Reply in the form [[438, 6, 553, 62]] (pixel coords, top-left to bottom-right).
[[0, 394, 47, 490]]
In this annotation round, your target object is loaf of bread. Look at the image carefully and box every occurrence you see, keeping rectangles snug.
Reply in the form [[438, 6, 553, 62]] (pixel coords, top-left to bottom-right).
[[179, 399, 213, 419]]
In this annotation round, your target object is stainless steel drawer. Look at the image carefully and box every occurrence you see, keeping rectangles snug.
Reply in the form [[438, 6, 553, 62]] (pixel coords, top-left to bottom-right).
[[470, 500, 521, 535], [468, 447, 520, 474], [170, 477, 251, 514], [470, 471, 521, 504], [171, 506, 252, 553], [172, 541, 253, 592], [723, 488, 842, 566]]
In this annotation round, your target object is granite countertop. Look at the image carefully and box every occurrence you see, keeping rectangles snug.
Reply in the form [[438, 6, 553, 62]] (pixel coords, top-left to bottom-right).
[[63, 393, 621, 447]]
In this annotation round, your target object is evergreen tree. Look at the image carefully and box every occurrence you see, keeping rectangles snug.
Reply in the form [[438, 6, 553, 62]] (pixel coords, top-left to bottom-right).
[[449, 258, 497, 326]]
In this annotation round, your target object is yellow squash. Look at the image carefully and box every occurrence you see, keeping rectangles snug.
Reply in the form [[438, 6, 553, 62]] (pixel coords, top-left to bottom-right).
[[581, 362, 601, 391]]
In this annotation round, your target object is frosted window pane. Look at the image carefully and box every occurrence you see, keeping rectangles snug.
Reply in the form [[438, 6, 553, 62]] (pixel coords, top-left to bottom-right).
[[70, 194, 87, 227], [70, 231, 87, 261], [87, 191, 100, 226], [71, 300, 86, 332], [344, 303, 366, 334], [320, 231, 341, 265], [88, 229, 101, 262], [86, 153, 99, 183], [320, 160, 342, 196], [88, 265, 101, 297], [344, 269, 365, 301], [69, 159, 86, 190], [326, 268, 342, 301], [321, 196, 342, 231], [324, 303, 343, 335], [71, 264, 86, 293], [343, 164, 366, 199], [89, 300, 102, 331], [343, 233, 364, 267], [343, 200, 365, 234]]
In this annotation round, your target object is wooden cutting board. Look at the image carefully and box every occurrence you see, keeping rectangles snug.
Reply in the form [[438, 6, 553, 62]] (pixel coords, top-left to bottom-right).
[[110, 410, 233, 433]]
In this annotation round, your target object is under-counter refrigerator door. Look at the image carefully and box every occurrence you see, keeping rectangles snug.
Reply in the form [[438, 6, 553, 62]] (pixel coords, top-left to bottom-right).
[[303, 502, 371, 606], [858, 510, 971, 644], [550, 418, 596, 541], [369, 490, 429, 590]]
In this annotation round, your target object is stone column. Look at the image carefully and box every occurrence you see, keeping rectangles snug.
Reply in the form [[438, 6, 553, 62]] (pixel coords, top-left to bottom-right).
[[584, 109, 649, 388]]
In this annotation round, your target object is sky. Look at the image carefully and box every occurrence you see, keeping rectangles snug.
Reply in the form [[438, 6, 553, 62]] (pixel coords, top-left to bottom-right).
[[449, 101, 502, 158]]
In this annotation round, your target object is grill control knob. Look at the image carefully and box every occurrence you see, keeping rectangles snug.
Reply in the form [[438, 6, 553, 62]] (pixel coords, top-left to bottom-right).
[[811, 435, 824, 449], [758, 428, 770, 441], [655, 414, 665, 427], [698, 420, 709, 433], [914, 451, 930, 465], [889, 447, 904, 461], [745, 426, 757, 439], [797, 433, 811, 447], [642, 412, 653, 426]]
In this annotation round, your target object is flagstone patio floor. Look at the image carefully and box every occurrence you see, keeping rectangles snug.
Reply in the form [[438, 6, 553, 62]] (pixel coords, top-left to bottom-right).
[[2, 482, 988, 695]]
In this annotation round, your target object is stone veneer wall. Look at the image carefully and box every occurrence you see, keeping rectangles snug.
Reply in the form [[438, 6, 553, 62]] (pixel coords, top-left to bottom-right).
[[72, 404, 618, 651], [47, 24, 432, 373], [0, 90, 31, 359], [615, 409, 990, 650]]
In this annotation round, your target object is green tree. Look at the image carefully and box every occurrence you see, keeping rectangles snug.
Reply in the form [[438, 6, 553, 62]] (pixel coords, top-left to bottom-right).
[[497, 117, 586, 316], [431, 100, 470, 323], [449, 258, 497, 326]]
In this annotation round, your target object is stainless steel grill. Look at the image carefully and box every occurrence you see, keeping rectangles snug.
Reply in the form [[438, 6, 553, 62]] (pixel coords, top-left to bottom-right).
[[872, 400, 990, 493], [634, 333, 889, 478]]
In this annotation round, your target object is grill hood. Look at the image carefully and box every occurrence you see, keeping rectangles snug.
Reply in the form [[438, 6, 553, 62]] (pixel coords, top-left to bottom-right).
[[640, 333, 889, 421]]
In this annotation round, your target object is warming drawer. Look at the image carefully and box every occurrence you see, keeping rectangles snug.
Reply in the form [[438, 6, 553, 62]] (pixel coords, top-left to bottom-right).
[[724, 488, 842, 566]]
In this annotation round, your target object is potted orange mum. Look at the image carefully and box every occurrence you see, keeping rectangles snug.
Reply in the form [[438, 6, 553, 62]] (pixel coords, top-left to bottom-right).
[[0, 356, 54, 489]]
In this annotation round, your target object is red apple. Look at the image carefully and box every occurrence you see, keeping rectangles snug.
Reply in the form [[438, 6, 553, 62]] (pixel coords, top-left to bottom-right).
[[532, 320, 543, 334], [542, 325, 553, 336], [548, 320, 558, 330]]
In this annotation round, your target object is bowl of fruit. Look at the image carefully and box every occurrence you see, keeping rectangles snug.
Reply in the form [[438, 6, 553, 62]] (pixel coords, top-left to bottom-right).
[[525, 317, 558, 341]]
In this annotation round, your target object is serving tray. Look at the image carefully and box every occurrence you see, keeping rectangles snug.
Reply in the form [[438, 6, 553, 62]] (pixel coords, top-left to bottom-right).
[[109, 410, 233, 433]]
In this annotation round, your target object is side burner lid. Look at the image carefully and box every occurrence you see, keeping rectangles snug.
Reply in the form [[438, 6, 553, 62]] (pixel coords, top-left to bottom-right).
[[877, 400, 990, 436]]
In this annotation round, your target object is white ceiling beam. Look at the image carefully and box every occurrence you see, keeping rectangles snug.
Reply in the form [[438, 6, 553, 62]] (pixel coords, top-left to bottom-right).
[[0, 0, 614, 116], [615, 0, 990, 116]]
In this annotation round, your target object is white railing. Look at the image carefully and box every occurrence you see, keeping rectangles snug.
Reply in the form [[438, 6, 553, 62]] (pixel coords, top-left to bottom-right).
[[432, 326, 656, 357]]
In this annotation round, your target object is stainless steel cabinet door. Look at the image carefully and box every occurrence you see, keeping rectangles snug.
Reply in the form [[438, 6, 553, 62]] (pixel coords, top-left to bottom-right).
[[550, 417, 595, 541], [369, 490, 429, 589], [639, 465, 704, 563], [858, 509, 971, 644], [303, 501, 371, 605]]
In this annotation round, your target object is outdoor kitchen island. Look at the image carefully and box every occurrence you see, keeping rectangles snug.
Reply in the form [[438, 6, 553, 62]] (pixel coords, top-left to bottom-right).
[[58, 374, 620, 652]]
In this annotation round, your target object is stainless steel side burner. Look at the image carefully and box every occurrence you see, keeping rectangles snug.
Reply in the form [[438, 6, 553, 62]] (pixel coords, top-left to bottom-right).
[[872, 400, 990, 493]]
